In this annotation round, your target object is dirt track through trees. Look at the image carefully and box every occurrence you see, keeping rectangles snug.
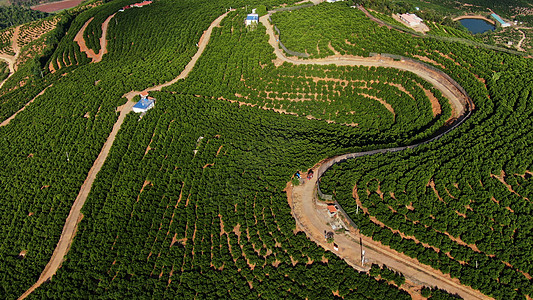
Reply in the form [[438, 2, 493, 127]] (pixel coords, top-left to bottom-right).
[[261, 9, 488, 300], [0, 85, 53, 127], [0, 25, 21, 89], [15, 5, 482, 298], [74, 13, 116, 63], [18, 10, 231, 299]]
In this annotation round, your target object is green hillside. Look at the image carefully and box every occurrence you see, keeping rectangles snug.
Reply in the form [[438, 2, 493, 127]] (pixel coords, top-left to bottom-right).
[[0, 0, 531, 299]]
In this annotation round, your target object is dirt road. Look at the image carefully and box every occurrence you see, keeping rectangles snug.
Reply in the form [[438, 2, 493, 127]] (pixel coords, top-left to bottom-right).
[[0, 25, 21, 89], [259, 15, 469, 117], [0, 84, 53, 127], [122, 11, 231, 100], [18, 11, 231, 300], [74, 14, 116, 63], [261, 11, 487, 300], [517, 29, 526, 52]]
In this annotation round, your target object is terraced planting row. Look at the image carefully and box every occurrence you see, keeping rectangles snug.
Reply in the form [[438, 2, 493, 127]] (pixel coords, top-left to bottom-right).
[[0, 27, 15, 55], [17, 16, 61, 50], [320, 68, 533, 299], [0, 1, 446, 298], [272, 2, 533, 299], [32, 93, 413, 299], [1, 0, 530, 299], [167, 11, 447, 142], [0, 0, 267, 297]]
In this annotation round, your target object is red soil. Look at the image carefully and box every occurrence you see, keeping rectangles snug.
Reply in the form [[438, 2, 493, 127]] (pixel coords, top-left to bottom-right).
[[31, 0, 85, 13]]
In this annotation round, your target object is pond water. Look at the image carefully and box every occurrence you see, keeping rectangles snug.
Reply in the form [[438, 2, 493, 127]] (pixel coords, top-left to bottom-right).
[[459, 18, 495, 34]]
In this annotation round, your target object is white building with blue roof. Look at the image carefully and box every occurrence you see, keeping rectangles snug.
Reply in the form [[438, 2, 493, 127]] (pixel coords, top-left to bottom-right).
[[245, 9, 259, 26], [133, 92, 155, 113]]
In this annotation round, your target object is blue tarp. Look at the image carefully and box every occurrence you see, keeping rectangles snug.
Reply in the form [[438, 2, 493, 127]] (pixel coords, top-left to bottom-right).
[[133, 97, 154, 110], [246, 15, 258, 21]]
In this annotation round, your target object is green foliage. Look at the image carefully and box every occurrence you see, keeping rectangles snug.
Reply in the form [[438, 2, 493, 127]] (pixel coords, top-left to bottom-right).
[[31, 92, 411, 299], [369, 263, 405, 286], [167, 11, 446, 142], [0, 0, 532, 298], [272, 2, 523, 58], [0, 6, 49, 29], [421, 286, 462, 299], [0, 0, 410, 298], [291, 177, 300, 186], [0, 60, 9, 82], [255, 4, 267, 16], [321, 57, 533, 299]]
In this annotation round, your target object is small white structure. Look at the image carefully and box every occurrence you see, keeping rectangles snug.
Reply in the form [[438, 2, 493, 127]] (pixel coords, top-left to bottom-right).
[[399, 13, 423, 26], [327, 0, 338, 3], [245, 9, 259, 26], [133, 91, 155, 113]]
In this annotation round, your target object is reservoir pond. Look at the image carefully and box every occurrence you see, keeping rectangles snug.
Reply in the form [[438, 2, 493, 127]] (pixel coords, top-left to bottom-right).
[[459, 18, 495, 34]]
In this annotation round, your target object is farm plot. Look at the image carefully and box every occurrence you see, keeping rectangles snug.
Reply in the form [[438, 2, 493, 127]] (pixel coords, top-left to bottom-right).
[[270, 1, 523, 81], [167, 11, 448, 142], [14, 15, 62, 69], [30, 0, 85, 13], [17, 15, 61, 50], [273, 1, 533, 299], [33, 93, 411, 299], [0, 27, 15, 55], [0, 0, 265, 297], [271, 2, 408, 58], [319, 66, 533, 299]]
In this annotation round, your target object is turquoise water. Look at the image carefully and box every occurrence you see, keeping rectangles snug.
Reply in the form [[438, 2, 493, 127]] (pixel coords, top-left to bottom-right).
[[460, 18, 495, 34]]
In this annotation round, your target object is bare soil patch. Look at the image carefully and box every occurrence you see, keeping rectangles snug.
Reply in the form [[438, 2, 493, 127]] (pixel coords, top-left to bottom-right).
[[31, 0, 85, 13]]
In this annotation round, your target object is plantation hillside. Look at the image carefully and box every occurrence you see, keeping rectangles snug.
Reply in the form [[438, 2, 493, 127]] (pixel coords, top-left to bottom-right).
[[271, 1, 533, 299], [0, 0, 531, 299], [0, 0, 433, 298]]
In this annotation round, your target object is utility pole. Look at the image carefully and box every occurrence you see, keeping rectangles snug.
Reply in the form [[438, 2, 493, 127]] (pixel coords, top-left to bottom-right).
[[356, 204, 359, 214], [360, 237, 364, 266], [66, 152, 70, 162]]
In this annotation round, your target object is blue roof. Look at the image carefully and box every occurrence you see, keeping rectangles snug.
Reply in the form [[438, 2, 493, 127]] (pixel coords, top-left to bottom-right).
[[491, 13, 507, 25], [246, 15, 258, 21], [133, 97, 155, 110]]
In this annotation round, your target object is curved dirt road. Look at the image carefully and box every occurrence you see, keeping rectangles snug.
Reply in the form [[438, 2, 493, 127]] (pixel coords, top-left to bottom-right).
[[19, 10, 231, 299], [0, 25, 21, 88], [261, 12, 487, 300], [74, 13, 116, 63], [260, 15, 469, 117]]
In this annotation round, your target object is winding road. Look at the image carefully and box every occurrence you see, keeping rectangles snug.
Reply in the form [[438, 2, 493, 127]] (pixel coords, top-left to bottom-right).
[[18, 10, 232, 299], [15, 4, 485, 299], [260, 6, 486, 300], [74, 13, 116, 63]]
